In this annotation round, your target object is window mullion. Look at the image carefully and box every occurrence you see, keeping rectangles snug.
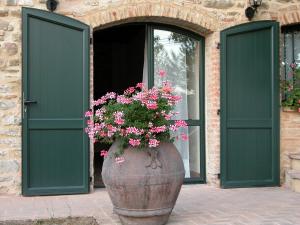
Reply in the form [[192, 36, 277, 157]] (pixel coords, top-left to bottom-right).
[[147, 25, 154, 88]]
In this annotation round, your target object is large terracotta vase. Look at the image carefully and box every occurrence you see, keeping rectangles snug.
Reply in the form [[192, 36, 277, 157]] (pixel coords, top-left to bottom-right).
[[102, 142, 185, 225]]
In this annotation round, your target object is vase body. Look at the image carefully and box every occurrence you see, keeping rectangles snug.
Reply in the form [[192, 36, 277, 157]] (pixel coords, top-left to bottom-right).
[[102, 142, 185, 225]]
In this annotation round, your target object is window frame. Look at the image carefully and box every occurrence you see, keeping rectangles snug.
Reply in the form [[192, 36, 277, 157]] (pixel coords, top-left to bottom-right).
[[282, 25, 300, 80], [147, 24, 206, 184]]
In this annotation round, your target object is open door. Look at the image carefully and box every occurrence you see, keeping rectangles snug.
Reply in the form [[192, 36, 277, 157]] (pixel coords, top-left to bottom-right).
[[22, 8, 90, 195], [220, 21, 280, 188]]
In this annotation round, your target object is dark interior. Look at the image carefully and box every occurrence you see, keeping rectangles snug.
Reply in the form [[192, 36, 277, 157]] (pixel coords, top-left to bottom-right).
[[93, 24, 146, 187]]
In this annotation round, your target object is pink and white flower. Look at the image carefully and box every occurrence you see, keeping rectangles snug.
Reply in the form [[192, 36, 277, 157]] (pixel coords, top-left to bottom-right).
[[100, 150, 108, 157], [126, 127, 144, 135], [85, 111, 93, 117], [129, 138, 141, 147], [124, 87, 135, 95], [175, 120, 188, 128], [149, 139, 160, 148], [150, 125, 167, 133], [113, 111, 125, 125], [105, 92, 116, 99], [146, 101, 158, 110], [117, 95, 132, 104]]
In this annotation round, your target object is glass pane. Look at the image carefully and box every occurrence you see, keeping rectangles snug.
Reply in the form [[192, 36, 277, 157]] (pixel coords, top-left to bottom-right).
[[153, 29, 200, 120], [284, 33, 293, 79], [294, 32, 300, 68], [172, 126, 201, 179]]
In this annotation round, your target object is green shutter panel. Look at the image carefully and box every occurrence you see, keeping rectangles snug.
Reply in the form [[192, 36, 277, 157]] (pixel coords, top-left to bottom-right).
[[22, 8, 90, 196], [220, 21, 280, 188]]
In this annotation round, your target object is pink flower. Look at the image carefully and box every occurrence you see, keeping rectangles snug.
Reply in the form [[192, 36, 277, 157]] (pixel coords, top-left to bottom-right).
[[100, 150, 108, 157], [150, 125, 167, 133], [93, 97, 107, 106], [85, 111, 93, 117], [146, 101, 158, 110], [124, 87, 135, 95], [158, 69, 166, 77], [175, 120, 188, 128], [105, 92, 116, 99], [126, 127, 144, 135], [291, 63, 297, 69], [181, 133, 189, 141], [88, 130, 95, 139], [87, 120, 93, 126], [115, 118, 125, 125], [113, 111, 125, 125], [169, 124, 178, 131], [149, 139, 160, 148], [136, 83, 145, 89], [117, 95, 133, 104], [115, 157, 125, 164], [298, 108, 300, 113], [129, 138, 141, 147], [298, 99, 300, 104]]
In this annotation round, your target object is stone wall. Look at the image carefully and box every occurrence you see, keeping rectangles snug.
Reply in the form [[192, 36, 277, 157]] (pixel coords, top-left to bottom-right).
[[1, 0, 300, 194]]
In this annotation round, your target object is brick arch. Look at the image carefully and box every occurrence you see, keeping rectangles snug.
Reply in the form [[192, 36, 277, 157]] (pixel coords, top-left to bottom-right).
[[279, 10, 300, 26], [79, 2, 218, 34]]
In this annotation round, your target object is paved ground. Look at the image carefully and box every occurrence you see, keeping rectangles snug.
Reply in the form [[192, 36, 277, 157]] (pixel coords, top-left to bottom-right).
[[0, 185, 300, 225]]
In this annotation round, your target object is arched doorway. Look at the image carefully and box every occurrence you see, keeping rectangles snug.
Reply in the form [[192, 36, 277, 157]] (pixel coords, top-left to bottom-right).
[[92, 23, 206, 187]]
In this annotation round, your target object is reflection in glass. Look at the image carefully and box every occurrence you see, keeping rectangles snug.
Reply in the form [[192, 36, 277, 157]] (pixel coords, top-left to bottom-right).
[[284, 33, 293, 77], [153, 29, 200, 120], [172, 126, 201, 178], [294, 32, 300, 68]]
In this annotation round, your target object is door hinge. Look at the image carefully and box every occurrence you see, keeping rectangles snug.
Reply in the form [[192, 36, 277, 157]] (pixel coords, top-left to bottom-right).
[[217, 173, 221, 179], [90, 37, 93, 45], [89, 176, 93, 183], [217, 42, 221, 49], [217, 109, 221, 116]]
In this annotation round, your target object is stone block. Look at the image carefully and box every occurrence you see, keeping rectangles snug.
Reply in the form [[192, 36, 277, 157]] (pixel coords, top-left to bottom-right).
[[0, 84, 11, 93], [2, 115, 21, 125], [8, 59, 19, 66], [203, 0, 234, 9], [0, 160, 19, 173], [0, 20, 9, 31], [3, 43, 18, 56], [0, 176, 12, 182], [0, 10, 9, 17], [10, 9, 21, 17], [18, 0, 33, 6], [6, 0, 18, 6], [0, 101, 15, 110]]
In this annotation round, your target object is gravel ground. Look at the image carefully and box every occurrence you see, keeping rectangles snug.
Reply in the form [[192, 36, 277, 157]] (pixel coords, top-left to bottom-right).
[[0, 217, 98, 225]]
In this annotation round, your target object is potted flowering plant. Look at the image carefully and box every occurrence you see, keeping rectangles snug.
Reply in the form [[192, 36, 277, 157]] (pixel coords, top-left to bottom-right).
[[85, 81, 187, 225]]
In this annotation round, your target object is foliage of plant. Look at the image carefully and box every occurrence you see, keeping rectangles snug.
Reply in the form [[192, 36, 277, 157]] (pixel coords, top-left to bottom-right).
[[85, 81, 188, 161], [281, 63, 300, 111]]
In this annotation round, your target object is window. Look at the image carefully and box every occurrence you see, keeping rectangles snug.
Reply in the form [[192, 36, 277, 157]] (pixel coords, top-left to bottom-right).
[[282, 25, 300, 108], [147, 25, 205, 182]]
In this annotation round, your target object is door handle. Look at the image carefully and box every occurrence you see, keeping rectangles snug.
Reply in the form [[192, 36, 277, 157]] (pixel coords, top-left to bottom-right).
[[24, 100, 37, 105]]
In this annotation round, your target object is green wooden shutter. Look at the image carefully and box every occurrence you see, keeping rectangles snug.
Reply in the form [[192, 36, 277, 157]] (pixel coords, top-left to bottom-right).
[[220, 21, 280, 188], [22, 8, 90, 196]]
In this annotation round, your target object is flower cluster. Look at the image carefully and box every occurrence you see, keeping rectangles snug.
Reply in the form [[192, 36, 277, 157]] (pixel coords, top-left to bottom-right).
[[281, 63, 300, 111], [85, 80, 188, 158]]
